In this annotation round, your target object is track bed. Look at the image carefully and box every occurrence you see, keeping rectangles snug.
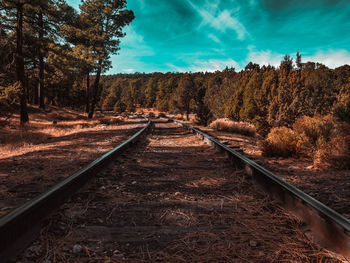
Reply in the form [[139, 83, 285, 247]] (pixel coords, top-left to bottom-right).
[[15, 121, 342, 262]]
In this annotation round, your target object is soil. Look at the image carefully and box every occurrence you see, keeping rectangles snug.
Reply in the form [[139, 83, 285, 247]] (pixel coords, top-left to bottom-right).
[[0, 106, 147, 217], [15, 121, 344, 262], [194, 125, 350, 219]]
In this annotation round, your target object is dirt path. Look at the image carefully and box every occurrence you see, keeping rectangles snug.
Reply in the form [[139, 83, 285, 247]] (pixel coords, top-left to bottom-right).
[[16, 121, 343, 262]]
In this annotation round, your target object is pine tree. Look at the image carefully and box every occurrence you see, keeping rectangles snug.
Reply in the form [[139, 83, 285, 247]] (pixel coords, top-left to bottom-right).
[[0, 0, 31, 123], [79, 0, 134, 118]]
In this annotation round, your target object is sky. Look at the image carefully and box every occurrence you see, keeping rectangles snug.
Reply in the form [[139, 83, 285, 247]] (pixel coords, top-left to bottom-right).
[[67, 0, 350, 74]]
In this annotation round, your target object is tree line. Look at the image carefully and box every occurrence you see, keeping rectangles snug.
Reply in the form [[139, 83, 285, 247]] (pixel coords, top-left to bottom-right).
[[99, 53, 350, 136], [0, 0, 134, 123]]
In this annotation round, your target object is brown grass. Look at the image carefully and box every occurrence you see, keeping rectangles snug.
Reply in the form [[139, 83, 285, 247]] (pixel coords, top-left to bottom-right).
[[261, 127, 298, 157], [0, 105, 127, 159], [209, 118, 256, 137], [262, 115, 350, 170]]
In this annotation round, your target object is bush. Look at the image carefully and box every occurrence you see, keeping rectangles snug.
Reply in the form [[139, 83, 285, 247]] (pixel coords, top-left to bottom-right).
[[209, 118, 256, 137], [261, 127, 298, 157], [334, 101, 350, 124], [314, 134, 350, 170], [292, 115, 335, 156]]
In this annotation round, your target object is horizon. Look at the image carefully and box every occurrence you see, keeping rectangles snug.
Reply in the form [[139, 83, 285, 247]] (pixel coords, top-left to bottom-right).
[[67, 0, 350, 74]]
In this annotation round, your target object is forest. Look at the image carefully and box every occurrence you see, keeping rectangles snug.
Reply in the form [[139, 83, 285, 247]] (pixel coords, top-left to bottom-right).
[[98, 56, 350, 169], [0, 0, 134, 122], [1, 1, 350, 168], [98, 56, 350, 131]]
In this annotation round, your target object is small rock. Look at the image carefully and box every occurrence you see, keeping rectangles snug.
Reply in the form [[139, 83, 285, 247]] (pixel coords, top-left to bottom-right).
[[207, 159, 213, 162], [72, 244, 82, 254], [100, 186, 106, 190], [249, 240, 258, 247], [131, 181, 137, 185], [174, 192, 181, 196]]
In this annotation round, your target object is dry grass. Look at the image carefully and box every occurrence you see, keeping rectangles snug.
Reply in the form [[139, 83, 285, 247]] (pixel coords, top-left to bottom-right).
[[261, 127, 298, 157], [313, 122, 350, 170], [262, 115, 350, 170], [0, 106, 127, 159], [209, 118, 256, 137]]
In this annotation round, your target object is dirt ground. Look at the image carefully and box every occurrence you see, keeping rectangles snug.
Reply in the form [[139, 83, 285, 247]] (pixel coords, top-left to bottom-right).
[[194, 124, 350, 219], [0, 106, 147, 217], [15, 121, 344, 262]]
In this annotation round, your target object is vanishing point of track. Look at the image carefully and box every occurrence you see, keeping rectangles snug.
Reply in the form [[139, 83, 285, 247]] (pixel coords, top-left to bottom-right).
[[0, 118, 349, 262]]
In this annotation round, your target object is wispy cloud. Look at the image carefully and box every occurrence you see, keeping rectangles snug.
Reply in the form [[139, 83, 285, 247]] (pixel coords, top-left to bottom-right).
[[187, 0, 249, 40], [208, 33, 221, 43]]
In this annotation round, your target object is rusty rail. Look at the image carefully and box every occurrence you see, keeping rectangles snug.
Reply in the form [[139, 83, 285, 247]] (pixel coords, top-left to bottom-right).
[[173, 119, 350, 261], [0, 120, 152, 262]]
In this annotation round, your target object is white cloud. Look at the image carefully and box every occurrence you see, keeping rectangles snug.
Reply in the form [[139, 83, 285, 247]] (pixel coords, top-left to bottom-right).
[[123, 68, 135, 73], [166, 58, 239, 73], [303, 50, 350, 68], [187, 0, 249, 40], [245, 48, 350, 69], [190, 58, 240, 72], [246, 46, 283, 67]]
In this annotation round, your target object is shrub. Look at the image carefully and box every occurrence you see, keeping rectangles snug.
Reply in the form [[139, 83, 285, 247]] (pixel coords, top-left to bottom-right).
[[314, 134, 350, 170], [261, 127, 298, 157], [293, 115, 335, 156], [334, 100, 350, 124], [209, 118, 256, 137]]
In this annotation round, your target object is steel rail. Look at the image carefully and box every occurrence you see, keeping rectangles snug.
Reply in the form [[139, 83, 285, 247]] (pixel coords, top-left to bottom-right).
[[0, 120, 152, 262], [173, 119, 350, 261]]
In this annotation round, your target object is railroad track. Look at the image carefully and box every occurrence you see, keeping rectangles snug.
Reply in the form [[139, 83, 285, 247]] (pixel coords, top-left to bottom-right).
[[0, 119, 349, 262]]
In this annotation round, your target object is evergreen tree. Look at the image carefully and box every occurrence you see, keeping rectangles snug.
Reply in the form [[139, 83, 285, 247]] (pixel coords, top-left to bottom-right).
[[79, 0, 134, 118]]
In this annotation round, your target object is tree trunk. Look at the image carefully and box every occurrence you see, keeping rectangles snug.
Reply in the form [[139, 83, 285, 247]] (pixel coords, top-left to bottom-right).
[[38, 11, 45, 109], [33, 59, 38, 104], [85, 72, 90, 113], [88, 62, 102, 119], [16, 0, 28, 123]]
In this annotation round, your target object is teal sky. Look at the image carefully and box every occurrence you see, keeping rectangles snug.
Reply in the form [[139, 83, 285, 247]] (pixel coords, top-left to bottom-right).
[[67, 0, 350, 73]]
